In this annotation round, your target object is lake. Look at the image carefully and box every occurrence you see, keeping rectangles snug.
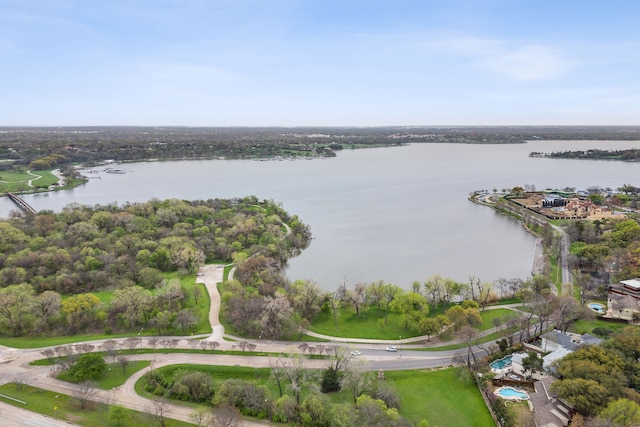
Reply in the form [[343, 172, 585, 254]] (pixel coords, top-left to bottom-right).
[[1, 140, 638, 289]]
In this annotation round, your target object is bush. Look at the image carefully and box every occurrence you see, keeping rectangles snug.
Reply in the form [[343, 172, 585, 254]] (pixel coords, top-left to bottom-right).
[[321, 368, 341, 393]]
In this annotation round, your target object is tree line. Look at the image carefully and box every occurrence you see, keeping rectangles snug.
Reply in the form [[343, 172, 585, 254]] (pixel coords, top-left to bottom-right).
[[1, 126, 639, 173]]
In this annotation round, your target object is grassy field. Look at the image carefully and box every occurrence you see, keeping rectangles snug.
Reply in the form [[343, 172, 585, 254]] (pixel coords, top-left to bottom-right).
[[0, 169, 59, 192], [308, 305, 516, 340], [56, 360, 151, 390], [137, 364, 494, 426], [478, 308, 512, 331], [386, 368, 494, 426], [0, 383, 193, 427], [308, 305, 422, 339]]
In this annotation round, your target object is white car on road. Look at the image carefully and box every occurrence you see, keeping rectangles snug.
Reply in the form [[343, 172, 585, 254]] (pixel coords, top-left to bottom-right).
[[385, 346, 398, 352]]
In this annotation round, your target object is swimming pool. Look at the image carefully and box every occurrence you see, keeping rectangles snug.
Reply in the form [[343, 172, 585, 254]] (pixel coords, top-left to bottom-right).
[[490, 355, 512, 372], [588, 303, 605, 314], [495, 387, 530, 401]]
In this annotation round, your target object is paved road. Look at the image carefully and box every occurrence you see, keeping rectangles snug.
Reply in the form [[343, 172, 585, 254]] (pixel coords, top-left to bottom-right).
[[0, 400, 81, 427], [551, 223, 572, 286]]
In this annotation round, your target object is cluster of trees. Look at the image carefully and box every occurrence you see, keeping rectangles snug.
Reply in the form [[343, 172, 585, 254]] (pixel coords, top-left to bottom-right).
[[568, 216, 640, 283], [550, 327, 640, 425], [538, 149, 640, 162], [0, 197, 311, 337], [144, 348, 424, 427], [28, 153, 66, 170], [0, 279, 205, 336]]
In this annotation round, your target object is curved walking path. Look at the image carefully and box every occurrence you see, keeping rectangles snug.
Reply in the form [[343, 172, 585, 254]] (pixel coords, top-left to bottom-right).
[[195, 264, 225, 341]]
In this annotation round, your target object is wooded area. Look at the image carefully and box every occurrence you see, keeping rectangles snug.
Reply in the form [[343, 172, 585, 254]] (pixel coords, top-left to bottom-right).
[[0, 197, 311, 337]]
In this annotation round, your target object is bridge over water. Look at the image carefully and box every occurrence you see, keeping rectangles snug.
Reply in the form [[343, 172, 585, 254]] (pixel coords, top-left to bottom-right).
[[6, 192, 37, 215]]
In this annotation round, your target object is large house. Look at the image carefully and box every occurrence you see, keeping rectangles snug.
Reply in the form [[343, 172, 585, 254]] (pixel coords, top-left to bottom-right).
[[606, 278, 640, 321]]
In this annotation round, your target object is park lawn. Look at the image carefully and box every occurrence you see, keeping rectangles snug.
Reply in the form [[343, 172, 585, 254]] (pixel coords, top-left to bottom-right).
[[478, 308, 513, 331], [0, 383, 192, 427], [0, 169, 58, 192], [0, 332, 142, 349], [308, 305, 422, 340], [386, 368, 494, 427], [56, 360, 150, 390]]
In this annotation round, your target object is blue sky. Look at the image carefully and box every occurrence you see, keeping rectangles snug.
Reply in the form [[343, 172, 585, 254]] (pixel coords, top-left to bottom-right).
[[1, 0, 639, 126]]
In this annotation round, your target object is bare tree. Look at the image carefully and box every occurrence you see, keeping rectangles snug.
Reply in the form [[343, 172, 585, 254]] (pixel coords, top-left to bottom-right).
[[282, 354, 315, 404], [247, 343, 257, 353], [148, 397, 172, 427], [147, 338, 158, 353], [41, 348, 55, 363], [124, 336, 142, 352], [207, 341, 220, 351], [190, 407, 209, 427], [73, 380, 98, 410], [188, 340, 199, 350], [117, 355, 129, 374], [168, 339, 180, 350], [327, 346, 354, 373], [459, 325, 478, 368], [269, 357, 287, 397], [199, 340, 208, 351], [340, 361, 372, 404], [210, 403, 241, 427]]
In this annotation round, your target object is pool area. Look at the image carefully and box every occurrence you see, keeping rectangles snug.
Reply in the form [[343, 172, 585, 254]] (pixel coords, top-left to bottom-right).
[[588, 302, 605, 314], [494, 386, 530, 401], [490, 355, 512, 372]]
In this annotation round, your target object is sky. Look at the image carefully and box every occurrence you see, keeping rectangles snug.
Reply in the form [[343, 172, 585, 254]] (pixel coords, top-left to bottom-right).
[[1, 0, 640, 127]]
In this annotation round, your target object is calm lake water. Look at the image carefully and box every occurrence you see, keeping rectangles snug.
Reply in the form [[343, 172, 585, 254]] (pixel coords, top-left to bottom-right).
[[1, 140, 639, 289]]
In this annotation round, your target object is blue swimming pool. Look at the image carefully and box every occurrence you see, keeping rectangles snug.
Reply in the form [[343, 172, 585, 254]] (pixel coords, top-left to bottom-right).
[[588, 303, 605, 314], [496, 387, 529, 400], [490, 355, 512, 371]]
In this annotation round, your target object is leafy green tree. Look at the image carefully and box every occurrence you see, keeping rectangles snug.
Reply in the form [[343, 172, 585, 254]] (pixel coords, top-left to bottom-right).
[[108, 405, 129, 426], [599, 398, 640, 427], [61, 293, 100, 334], [0, 283, 35, 336], [300, 393, 330, 427], [521, 351, 543, 378], [69, 353, 107, 382]]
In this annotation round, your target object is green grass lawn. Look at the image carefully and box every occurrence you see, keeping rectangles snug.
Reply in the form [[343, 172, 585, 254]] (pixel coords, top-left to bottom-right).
[[56, 360, 150, 390], [308, 305, 422, 339], [386, 368, 494, 427], [0, 169, 59, 192], [0, 383, 193, 427], [570, 318, 631, 335], [307, 305, 514, 340], [478, 309, 512, 331]]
